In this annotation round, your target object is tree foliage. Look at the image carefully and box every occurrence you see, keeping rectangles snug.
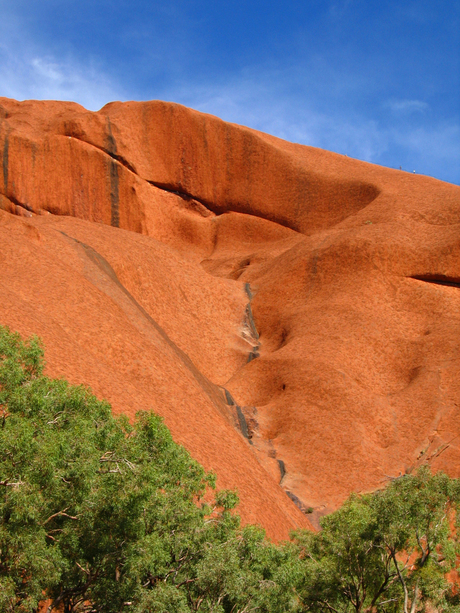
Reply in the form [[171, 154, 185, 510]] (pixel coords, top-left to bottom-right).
[[0, 326, 284, 612], [292, 469, 460, 612], [1, 324, 460, 612]]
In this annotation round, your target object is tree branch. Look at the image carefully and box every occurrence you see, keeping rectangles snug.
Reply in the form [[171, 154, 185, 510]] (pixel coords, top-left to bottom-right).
[[390, 550, 409, 613], [0, 479, 24, 487], [43, 507, 79, 525]]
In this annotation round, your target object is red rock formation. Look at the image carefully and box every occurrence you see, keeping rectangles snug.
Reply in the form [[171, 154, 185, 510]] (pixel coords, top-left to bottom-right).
[[1, 97, 459, 535]]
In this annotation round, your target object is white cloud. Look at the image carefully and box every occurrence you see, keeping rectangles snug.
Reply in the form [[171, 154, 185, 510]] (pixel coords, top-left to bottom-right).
[[0, 48, 124, 111], [391, 123, 460, 163], [0, 9, 124, 111], [386, 99, 430, 113]]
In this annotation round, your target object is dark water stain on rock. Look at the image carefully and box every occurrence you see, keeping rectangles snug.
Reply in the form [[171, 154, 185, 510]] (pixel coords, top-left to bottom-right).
[[2, 132, 9, 191], [106, 119, 119, 228]]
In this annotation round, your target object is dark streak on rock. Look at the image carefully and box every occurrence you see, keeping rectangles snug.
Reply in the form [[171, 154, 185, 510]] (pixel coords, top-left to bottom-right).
[[236, 405, 251, 443], [109, 159, 120, 228], [285, 491, 313, 514], [244, 282, 253, 300], [278, 459, 286, 484], [105, 122, 116, 157], [244, 283, 261, 364], [220, 387, 253, 443], [2, 132, 8, 191], [246, 303, 259, 341], [247, 347, 260, 363], [222, 388, 236, 406], [106, 119, 120, 228], [91, 133, 137, 175]]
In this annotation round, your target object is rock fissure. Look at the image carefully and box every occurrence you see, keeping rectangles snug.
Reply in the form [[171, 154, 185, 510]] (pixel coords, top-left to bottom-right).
[[223, 282, 308, 512], [237, 282, 315, 514], [146, 180, 215, 211], [0, 191, 34, 216], [410, 275, 460, 288], [277, 459, 286, 484], [219, 386, 252, 442], [236, 405, 252, 443], [286, 491, 313, 515], [242, 283, 260, 363]]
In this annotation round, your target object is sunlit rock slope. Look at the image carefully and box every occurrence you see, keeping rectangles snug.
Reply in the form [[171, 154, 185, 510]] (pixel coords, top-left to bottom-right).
[[1, 97, 459, 534]]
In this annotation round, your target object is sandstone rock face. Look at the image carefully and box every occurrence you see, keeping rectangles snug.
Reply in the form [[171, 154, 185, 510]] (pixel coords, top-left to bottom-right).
[[1, 97, 459, 535]]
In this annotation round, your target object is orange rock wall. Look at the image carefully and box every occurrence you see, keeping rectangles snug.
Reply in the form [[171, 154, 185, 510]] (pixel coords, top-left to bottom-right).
[[1, 96, 459, 533]]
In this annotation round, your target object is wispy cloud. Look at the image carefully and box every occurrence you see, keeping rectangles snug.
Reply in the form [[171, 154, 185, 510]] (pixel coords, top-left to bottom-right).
[[0, 49, 124, 111], [0, 10, 124, 111], [392, 122, 460, 164], [386, 99, 430, 114]]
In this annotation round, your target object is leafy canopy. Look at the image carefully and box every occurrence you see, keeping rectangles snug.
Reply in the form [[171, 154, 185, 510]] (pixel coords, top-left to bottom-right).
[[0, 326, 285, 612], [293, 468, 460, 612], [1, 324, 460, 613]]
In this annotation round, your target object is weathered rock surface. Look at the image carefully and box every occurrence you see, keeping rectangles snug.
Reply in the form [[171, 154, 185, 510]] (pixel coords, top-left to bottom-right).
[[1, 97, 459, 535]]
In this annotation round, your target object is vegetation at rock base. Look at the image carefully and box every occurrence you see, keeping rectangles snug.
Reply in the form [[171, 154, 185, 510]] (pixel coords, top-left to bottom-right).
[[292, 468, 460, 613], [1, 324, 460, 612]]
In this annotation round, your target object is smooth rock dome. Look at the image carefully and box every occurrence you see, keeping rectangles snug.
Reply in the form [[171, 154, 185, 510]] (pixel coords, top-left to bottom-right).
[[1, 96, 459, 536]]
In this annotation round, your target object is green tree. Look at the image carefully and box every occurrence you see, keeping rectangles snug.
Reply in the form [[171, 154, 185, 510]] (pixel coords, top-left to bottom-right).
[[0, 325, 253, 612], [293, 468, 460, 613]]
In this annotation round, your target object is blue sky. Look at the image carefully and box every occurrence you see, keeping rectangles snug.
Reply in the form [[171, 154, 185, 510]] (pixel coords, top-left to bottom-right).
[[0, 0, 458, 184]]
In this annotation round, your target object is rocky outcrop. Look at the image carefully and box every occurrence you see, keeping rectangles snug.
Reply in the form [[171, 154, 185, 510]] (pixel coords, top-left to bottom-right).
[[1, 97, 459, 536]]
